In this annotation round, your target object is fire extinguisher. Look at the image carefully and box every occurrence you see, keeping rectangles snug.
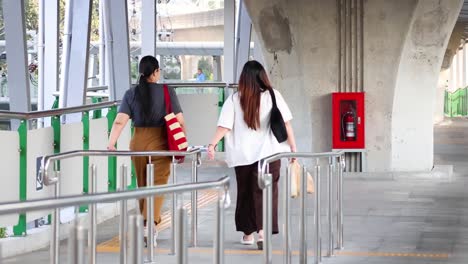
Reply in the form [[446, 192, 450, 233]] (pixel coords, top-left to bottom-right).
[[341, 111, 356, 141]]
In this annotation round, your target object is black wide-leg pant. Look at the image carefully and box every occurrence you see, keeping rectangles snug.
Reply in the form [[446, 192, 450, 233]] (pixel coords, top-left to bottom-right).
[[234, 160, 281, 235]]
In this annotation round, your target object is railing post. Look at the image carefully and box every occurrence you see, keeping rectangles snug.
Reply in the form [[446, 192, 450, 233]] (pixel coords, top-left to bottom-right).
[[314, 162, 321, 264], [299, 165, 308, 263], [106, 105, 118, 192], [327, 157, 334, 257], [283, 164, 291, 264], [146, 163, 155, 261], [68, 221, 87, 264], [177, 207, 188, 264], [88, 164, 97, 264], [338, 156, 344, 250], [50, 170, 60, 264], [128, 214, 143, 264], [171, 159, 177, 255], [191, 153, 198, 247], [263, 169, 273, 263], [214, 190, 225, 264], [119, 164, 128, 264]]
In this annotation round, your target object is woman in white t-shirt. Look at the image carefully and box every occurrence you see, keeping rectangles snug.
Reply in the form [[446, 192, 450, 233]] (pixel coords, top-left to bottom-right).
[[207, 60, 297, 250]]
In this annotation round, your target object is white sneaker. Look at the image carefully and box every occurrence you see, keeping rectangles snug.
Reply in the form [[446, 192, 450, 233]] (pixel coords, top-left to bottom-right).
[[143, 224, 158, 248]]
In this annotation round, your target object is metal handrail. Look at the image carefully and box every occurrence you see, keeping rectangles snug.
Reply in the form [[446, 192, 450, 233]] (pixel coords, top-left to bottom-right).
[[0, 175, 229, 264], [85, 83, 237, 91], [41, 148, 202, 184], [0, 176, 229, 215], [258, 151, 344, 189], [0, 82, 239, 121], [87, 85, 108, 92], [165, 82, 233, 88], [0, 100, 120, 120], [258, 151, 345, 264], [42, 148, 202, 264]]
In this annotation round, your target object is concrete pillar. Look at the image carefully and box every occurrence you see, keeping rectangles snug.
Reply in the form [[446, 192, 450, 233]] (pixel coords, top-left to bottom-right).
[[388, 0, 462, 171], [244, 0, 463, 172]]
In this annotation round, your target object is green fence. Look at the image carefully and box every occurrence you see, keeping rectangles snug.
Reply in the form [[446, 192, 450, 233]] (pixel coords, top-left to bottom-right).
[[445, 87, 468, 117]]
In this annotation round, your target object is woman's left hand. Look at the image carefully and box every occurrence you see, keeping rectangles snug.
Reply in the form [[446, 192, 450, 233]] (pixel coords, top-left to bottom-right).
[[107, 145, 116, 151]]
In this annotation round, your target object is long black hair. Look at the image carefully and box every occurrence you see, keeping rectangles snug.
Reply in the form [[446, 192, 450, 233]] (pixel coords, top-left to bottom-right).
[[238, 60, 272, 130], [136, 56, 159, 125]]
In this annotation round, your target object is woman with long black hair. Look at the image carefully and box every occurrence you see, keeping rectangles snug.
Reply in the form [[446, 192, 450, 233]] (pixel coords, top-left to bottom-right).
[[207, 60, 297, 250], [107, 55, 185, 246]]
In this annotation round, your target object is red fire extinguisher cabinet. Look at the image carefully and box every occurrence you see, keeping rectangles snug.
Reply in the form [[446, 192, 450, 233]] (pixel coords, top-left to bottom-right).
[[332, 92, 365, 149]]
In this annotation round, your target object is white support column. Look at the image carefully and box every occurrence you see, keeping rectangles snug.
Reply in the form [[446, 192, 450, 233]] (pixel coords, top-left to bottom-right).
[[223, 0, 236, 83], [88, 54, 98, 87], [99, 0, 106, 86], [458, 47, 463, 89], [63, 0, 92, 122], [2, 0, 31, 115], [58, 0, 74, 111], [37, 0, 45, 115], [235, 0, 252, 80], [252, 30, 265, 67], [464, 41, 467, 87], [451, 53, 457, 92], [141, 0, 157, 57], [213, 56, 222, 81], [103, 0, 131, 101], [44, 0, 59, 112]]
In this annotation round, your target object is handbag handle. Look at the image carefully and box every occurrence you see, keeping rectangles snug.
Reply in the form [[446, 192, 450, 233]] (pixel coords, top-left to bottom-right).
[[163, 84, 173, 114]]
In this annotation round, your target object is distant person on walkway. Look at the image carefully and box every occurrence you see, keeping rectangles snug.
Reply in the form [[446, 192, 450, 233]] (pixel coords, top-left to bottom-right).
[[196, 68, 206, 82], [207, 60, 297, 250], [107, 55, 186, 247]]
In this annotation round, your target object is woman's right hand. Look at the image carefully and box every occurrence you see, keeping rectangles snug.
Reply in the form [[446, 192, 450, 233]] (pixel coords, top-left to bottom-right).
[[207, 144, 216, 160], [290, 145, 297, 162]]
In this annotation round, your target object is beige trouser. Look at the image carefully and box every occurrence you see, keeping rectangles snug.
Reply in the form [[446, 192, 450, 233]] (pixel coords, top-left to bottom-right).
[[130, 127, 171, 225]]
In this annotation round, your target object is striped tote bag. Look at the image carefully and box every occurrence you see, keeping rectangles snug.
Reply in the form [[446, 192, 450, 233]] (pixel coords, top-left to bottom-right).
[[163, 84, 188, 159]]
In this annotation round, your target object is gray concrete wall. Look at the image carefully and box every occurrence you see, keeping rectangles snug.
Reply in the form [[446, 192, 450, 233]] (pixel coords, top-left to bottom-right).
[[244, 0, 463, 171]]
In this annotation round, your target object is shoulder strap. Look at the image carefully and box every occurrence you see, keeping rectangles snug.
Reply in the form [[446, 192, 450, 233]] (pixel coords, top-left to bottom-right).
[[267, 88, 278, 107], [163, 84, 172, 114]]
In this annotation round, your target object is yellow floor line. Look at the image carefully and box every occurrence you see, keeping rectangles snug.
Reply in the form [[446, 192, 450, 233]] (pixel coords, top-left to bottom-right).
[[97, 190, 219, 249], [96, 191, 449, 260], [97, 246, 449, 259]]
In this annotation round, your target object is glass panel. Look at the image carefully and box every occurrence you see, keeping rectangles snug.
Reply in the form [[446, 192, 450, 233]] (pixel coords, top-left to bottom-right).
[[339, 100, 357, 142]]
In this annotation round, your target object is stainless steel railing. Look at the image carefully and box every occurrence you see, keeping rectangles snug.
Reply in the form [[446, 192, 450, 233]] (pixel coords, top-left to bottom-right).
[[0, 101, 120, 120], [0, 175, 230, 264], [258, 151, 345, 264], [40, 149, 202, 264], [0, 82, 240, 121]]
